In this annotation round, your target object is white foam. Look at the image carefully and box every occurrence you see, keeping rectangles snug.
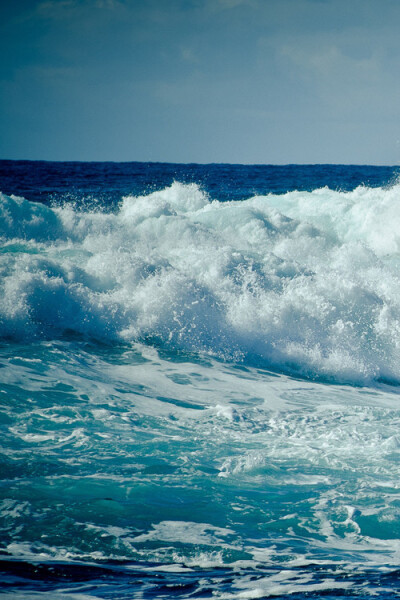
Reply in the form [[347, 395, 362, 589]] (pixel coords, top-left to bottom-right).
[[3, 182, 400, 384], [132, 521, 235, 545], [218, 570, 352, 599]]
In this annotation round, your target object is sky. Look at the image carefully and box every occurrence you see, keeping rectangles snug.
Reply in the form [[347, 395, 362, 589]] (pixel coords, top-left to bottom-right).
[[1, 0, 400, 164]]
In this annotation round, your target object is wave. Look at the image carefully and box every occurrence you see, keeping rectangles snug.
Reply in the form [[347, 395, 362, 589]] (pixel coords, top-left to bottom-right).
[[2, 181, 400, 385]]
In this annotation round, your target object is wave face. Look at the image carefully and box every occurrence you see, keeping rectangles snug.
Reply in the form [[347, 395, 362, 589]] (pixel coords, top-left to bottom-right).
[[2, 180, 400, 384]]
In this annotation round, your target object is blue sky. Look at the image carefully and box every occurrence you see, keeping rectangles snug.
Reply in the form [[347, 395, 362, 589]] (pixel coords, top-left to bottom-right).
[[1, 0, 400, 164]]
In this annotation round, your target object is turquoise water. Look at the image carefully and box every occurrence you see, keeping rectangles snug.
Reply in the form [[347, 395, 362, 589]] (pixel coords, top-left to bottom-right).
[[1, 162, 400, 598]]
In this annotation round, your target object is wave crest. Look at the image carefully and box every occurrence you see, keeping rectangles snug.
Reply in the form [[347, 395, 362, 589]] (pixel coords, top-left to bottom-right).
[[2, 182, 400, 385]]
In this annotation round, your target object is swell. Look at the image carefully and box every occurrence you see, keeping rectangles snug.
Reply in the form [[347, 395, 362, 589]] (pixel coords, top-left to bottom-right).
[[2, 182, 400, 385]]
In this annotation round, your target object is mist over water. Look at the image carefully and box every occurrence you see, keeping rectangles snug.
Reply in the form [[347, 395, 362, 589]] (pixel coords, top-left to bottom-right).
[[1, 162, 400, 598]]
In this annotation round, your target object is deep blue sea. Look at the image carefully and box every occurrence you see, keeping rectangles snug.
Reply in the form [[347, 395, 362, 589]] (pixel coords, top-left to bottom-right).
[[2, 160, 400, 599]]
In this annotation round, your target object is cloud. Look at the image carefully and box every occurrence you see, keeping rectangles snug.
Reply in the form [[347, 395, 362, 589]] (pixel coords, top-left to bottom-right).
[[180, 46, 199, 64], [36, 0, 80, 18], [36, 0, 124, 15], [215, 0, 254, 8], [2, 0, 400, 162]]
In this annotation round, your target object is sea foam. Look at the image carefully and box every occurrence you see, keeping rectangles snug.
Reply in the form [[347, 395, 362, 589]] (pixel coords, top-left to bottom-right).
[[2, 181, 400, 384]]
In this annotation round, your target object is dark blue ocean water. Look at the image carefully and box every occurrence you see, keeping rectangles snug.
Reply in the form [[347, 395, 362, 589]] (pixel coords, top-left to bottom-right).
[[1, 161, 400, 599], [0, 160, 397, 205]]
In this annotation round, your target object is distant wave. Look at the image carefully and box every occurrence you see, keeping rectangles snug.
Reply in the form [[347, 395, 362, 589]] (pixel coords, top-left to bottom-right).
[[2, 181, 400, 385]]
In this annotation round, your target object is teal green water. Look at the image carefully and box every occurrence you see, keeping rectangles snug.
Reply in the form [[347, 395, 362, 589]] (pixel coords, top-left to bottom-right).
[[2, 339, 400, 597]]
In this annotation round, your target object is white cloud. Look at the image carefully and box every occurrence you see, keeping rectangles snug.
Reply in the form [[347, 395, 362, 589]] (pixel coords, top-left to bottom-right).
[[36, 0, 124, 19], [217, 0, 254, 8], [180, 46, 199, 64]]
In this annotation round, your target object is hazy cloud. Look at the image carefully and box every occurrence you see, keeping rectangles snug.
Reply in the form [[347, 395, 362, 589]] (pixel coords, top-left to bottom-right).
[[1, 0, 400, 163]]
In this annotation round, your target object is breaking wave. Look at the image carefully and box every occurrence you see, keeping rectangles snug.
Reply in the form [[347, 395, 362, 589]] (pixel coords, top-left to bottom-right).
[[2, 181, 400, 385]]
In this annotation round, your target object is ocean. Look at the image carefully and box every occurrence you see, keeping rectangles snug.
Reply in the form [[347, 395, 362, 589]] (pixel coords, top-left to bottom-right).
[[1, 160, 400, 599]]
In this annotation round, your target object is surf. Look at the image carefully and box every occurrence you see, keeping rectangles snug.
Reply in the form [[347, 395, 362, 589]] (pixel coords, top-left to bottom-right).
[[3, 162, 400, 599], [2, 181, 400, 385]]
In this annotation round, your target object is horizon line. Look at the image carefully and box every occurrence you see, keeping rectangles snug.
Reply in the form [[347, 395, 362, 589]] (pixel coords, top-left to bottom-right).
[[0, 158, 398, 168]]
